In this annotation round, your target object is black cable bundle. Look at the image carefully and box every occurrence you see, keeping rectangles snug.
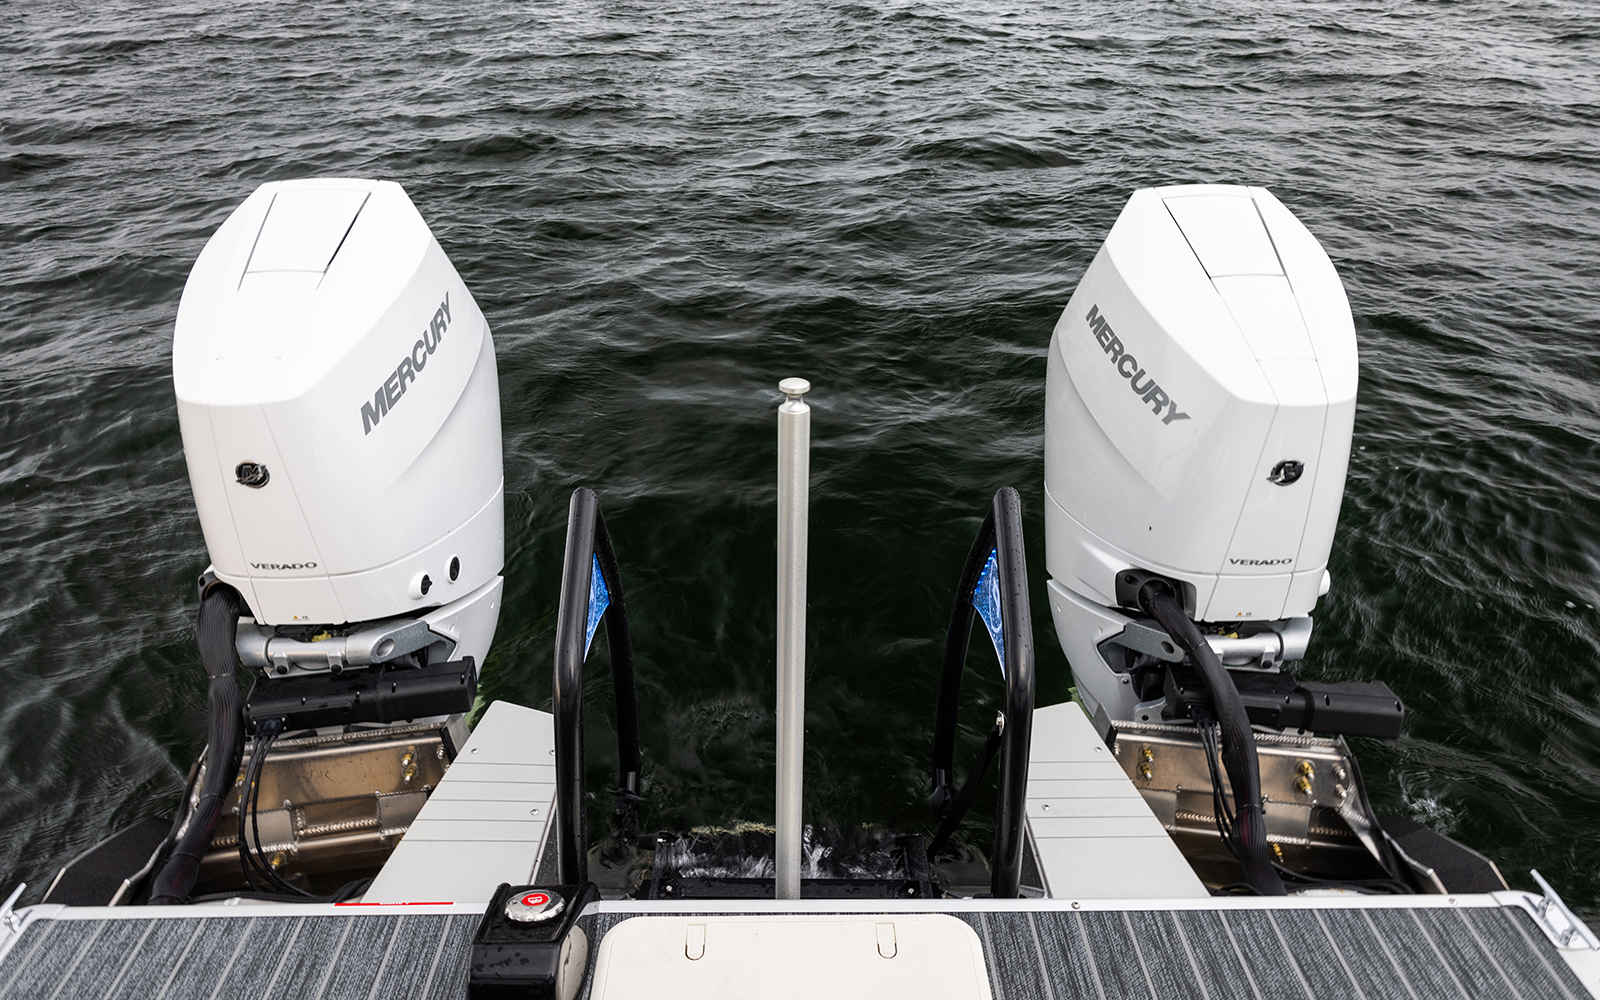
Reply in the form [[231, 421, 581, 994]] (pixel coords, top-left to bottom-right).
[[1188, 704, 1243, 855], [148, 583, 248, 905], [1188, 707, 1405, 894], [237, 718, 310, 897], [229, 718, 373, 904], [1138, 581, 1285, 896]]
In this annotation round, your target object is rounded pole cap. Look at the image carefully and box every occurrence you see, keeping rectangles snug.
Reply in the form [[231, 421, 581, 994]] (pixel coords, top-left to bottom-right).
[[779, 377, 811, 400]]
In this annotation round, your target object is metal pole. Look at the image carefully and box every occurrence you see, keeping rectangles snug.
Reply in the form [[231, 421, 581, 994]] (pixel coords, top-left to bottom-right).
[[775, 377, 810, 900]]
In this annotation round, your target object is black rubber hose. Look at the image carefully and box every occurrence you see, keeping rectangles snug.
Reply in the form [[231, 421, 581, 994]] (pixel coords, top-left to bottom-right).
[[1138, 581, 1285, 896], [148, 583, 247, 905]]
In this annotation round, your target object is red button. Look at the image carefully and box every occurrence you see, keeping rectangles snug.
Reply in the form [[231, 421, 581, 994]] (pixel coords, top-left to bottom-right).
[[505, 888, 565, 924]]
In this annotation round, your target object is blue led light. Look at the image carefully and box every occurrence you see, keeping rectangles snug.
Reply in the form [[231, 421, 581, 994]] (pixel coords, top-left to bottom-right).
[[973, 547, 1005, 676], [584, 553, 610, 657]]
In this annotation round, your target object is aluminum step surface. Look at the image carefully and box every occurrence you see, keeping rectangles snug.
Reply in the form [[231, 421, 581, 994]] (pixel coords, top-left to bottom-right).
[[1026, 700, 1211, 899], [362, 700, 557, 904]]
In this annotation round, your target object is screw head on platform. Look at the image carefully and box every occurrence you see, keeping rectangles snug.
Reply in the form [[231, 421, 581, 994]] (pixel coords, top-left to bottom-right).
[[779, 377, 811, 400]]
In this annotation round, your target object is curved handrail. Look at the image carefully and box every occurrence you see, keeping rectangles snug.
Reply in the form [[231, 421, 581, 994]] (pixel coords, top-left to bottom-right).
[[928, 486, 1035, 898], [553, 487, 643, 885]]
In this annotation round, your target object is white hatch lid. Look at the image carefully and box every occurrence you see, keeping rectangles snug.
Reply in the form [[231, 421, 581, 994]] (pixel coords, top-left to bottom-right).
[[590, 915, 992, 1000]]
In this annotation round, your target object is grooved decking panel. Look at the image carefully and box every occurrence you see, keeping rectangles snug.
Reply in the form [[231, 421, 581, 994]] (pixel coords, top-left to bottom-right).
[[0, 902, 1587, 999]]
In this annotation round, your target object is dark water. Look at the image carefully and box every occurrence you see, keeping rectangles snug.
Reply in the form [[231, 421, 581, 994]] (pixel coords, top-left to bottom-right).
[[3, 1, 1598, 915]]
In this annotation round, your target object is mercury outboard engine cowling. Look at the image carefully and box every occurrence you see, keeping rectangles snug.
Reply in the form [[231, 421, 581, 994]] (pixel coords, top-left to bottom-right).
[[1044, 184, 1358, 729], [173, 178, 504, 670]]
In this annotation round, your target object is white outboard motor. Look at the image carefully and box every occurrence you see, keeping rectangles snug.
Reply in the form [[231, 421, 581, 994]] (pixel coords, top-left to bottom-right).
[[173, 178, 504, 672], [1044, 184, 1358, 730]]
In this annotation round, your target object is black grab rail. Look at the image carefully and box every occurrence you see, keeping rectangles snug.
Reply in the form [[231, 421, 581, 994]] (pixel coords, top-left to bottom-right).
[[553, 487, 643, 885], [928, 486, 1035, 899]]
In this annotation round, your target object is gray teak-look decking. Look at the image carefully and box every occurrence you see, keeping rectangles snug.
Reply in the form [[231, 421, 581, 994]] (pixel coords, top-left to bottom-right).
[[0, 896, 1591, 1000]]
